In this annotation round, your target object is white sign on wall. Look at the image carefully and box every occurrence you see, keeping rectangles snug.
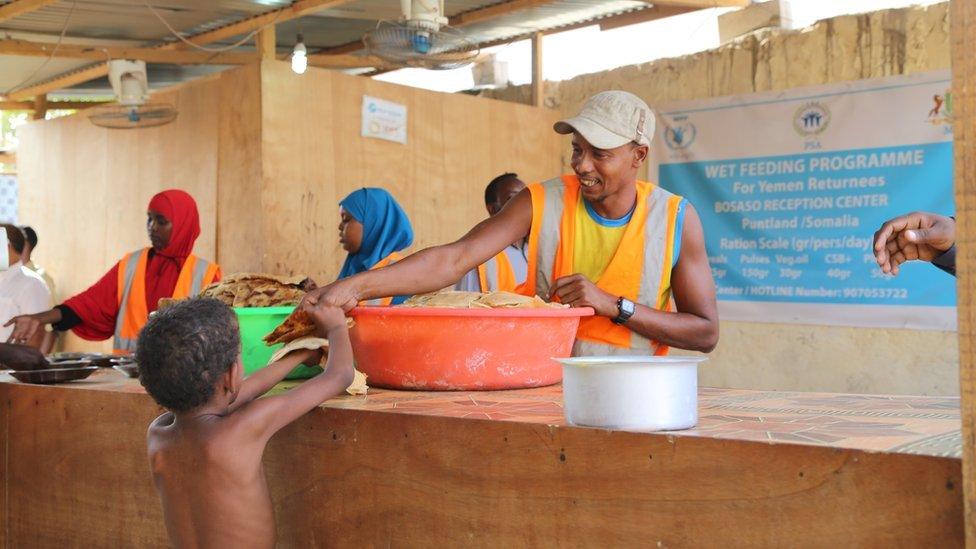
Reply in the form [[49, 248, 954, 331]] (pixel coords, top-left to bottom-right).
[[361, 95, 408, 144]]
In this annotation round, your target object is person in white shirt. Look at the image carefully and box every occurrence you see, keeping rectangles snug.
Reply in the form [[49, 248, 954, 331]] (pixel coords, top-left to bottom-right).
[[0, 225, 51, 348], [21, 226, 56, 305], [20, 226, 58, 353]]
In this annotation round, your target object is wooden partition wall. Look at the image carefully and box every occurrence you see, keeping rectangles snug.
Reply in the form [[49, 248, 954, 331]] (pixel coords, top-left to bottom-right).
[[17, 61, 562, 352], [249, 61, 562, 279]]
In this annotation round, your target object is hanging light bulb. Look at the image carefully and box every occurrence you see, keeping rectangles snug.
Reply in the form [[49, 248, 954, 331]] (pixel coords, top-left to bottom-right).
[[291, 33, 307, 75]]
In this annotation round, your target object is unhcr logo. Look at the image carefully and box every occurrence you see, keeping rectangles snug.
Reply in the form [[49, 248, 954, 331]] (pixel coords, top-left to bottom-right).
[[664, 118, 697, 150], [793, 102, 830, 136]]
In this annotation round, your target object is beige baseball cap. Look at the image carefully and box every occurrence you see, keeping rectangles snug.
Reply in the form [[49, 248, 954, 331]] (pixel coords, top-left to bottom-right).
[[554, 90, 655, 149]]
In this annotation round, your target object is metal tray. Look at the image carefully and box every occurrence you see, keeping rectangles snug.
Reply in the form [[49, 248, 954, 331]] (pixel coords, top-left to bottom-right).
[[110, 356, 139, 378], [48, 352, 117, 368], [9, 366, 99, 384]]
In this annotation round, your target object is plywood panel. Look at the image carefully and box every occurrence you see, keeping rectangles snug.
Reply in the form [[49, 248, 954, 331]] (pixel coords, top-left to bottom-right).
[[402, 81, 447, 252], [441, 93, 494, 240], [488, 96, 564, 185], [268, 408, 963, 547], [1, 382, 166, 547], [259, 61, 562, 282], [216, 63, 264, 273], [258, 61, 340, 279], [0, 380, 963, 547]]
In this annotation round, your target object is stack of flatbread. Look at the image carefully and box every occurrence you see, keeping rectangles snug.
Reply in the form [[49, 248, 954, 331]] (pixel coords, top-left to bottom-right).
[[401, 290, 567, 309], [200, 273, 315, 308]]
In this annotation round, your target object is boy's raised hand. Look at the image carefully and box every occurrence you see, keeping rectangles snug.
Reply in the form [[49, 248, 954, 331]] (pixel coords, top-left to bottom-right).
[[306, 303, 348, 336]]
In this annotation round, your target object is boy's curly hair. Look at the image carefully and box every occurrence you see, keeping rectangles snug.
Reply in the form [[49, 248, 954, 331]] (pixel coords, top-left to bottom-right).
[[136, 298, 241, 412]]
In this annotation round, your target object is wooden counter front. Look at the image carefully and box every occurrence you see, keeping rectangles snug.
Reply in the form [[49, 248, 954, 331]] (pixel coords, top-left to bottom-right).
[[0, 371, 964, 547]]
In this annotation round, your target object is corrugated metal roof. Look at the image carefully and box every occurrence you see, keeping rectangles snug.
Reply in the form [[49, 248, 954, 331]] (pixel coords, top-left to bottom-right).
[[263, 0, 649, 51], [0, 0, 280, 41], [60, 64, 233, 95], [0, 0, 692, 98], [452, 1, 649, 45]]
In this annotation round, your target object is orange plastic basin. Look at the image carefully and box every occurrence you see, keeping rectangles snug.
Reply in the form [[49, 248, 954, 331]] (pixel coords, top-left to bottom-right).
[[348, 306, 594, 391]]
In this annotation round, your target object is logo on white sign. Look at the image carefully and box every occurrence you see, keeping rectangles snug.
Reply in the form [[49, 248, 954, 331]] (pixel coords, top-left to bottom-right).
[[361, 96, 408, 144]]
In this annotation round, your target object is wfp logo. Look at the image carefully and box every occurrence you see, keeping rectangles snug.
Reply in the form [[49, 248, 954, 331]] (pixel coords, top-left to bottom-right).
[[664, 120, 696, 150], [793, 102, 830, 136]]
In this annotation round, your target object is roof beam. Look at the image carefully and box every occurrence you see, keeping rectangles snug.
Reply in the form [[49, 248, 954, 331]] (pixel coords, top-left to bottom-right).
[[3, 0, 356, 100], [255, 26, 277, 60], [0, 101, 33, 110], [0, 39, 257, 65], [599, 5, 693, 31], [0, 0, 59, 23], [6, 63, 109, 101], [0, 99, 111, 110], [31, 93, 47, 120], [530, 31, 543, 108], [305, 53, 394, 69], [638, 0, 748, 6]]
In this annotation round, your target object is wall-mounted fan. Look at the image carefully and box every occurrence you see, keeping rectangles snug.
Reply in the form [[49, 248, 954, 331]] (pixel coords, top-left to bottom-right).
[[88, 60, 178, 129], [364, 0, 479, 70]]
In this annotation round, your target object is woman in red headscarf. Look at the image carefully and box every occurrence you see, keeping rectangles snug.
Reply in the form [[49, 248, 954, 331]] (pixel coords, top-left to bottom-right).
[[5, 189, 221, 353]]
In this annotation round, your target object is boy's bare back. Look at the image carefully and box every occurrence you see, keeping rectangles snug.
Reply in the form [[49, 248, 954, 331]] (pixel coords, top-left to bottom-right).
[[148, 408, 278, 548], [137, 299, 353, 549]]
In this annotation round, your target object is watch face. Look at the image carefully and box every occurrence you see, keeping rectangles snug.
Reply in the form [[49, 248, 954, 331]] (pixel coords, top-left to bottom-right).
[[621, 298, 635, 315]]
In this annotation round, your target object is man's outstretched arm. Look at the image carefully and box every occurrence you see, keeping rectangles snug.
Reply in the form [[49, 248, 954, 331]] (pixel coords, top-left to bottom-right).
[[304, 190, 534, 310]]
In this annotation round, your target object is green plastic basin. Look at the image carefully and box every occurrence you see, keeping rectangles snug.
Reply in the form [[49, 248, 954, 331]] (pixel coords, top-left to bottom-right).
[[234, 306, 321, 380]]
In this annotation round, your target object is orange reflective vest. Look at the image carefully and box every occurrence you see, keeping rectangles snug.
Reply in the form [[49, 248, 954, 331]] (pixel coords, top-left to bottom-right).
[[476, 245, 530, 294], [361, 251, 403, 306], [114, 249, 221, 353], [524, 175, 683, 356]]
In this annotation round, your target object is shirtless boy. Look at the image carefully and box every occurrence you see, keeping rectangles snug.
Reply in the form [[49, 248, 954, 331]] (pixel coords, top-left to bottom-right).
[[138, 298, 353, 548]]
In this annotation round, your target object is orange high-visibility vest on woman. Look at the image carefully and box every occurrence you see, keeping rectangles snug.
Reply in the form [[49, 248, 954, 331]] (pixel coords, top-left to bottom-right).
[[523, 175, 684, 356], [476, 245, 530, 294], [360, 251, 403, 306], [114, 249, 220, 353]]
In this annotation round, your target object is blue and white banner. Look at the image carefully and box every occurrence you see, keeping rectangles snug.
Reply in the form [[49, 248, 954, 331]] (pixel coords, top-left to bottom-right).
[[651, 70, 955, 330]]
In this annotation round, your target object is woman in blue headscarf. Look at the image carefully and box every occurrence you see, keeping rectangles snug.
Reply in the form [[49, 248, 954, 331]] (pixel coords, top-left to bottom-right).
[[337, 187, 414, 305]]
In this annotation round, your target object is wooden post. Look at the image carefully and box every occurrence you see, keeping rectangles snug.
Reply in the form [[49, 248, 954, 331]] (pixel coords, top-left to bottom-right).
[[31, 93, 47, 120], [531, 31, 543, 108], [256, 25, 277, 61], [952, 0, 976, 544]]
